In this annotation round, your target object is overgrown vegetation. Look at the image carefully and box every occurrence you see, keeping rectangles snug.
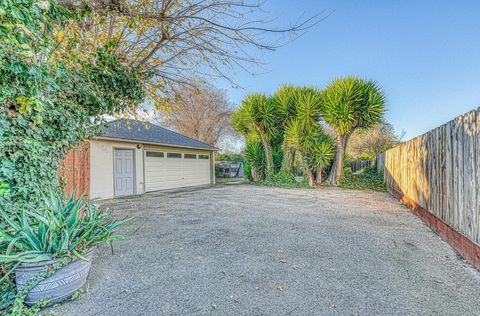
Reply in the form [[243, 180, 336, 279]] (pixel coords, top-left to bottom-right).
[[216, 153, 245, 163], [1, 0, 327, 313], [260, 172, 309, 189], [233, 79, 386, 188], [0, 1, 141, 313], [339, 167, 386, 192], [0, 0, 145, 217]]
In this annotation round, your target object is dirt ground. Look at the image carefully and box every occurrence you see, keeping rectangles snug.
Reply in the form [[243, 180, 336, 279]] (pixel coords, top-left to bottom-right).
[[51, 185, 480, 315]]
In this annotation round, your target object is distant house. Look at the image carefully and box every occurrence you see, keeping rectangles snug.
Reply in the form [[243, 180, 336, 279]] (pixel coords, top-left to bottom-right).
[[215, 161, 244, 178], [62, 120, 218, 199]]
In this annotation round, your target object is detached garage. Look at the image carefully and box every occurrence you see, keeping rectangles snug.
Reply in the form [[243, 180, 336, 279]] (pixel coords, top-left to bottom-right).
[[84, 119, 217, 199]]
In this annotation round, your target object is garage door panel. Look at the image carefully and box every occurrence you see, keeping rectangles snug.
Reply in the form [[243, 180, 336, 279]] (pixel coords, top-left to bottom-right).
[[144, 151, 211, 192]]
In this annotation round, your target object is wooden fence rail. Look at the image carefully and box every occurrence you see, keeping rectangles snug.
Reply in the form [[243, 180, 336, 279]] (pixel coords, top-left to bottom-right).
[[378, 108, 480, 269]]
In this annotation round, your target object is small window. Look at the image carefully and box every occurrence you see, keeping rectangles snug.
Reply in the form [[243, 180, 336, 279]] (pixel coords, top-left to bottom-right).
[[199, 154, 209, 160], [184, 154, 197, 159], [167, 152, 182, 158], [146, 151, 164, 158]]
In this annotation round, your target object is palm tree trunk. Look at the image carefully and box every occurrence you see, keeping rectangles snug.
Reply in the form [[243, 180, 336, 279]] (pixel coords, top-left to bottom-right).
[[326, 134, 349, 186], [256, 126, 274, 178], [262, 139, 274, 176], [289, 150, 295, 172], [315, 168, 323, 185], [280, 146, 290, 172], [251, 166, 257, 182], [306, 167, 315, 187], [281, 147, 294, 173]]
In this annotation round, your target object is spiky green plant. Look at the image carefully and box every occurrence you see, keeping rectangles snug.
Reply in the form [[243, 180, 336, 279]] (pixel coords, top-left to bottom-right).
[[243, 142, 266, 181], [284, 118, 335, 186], [273, 85, 323, 173], [273, 84, 298, 126], [294, 87, 323, 126], [0, 190, 129, 265], [232, 93, 279, 177], [322, 77, 385, 185]]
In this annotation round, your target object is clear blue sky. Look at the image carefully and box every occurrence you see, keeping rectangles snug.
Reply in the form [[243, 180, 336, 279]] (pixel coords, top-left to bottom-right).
[[217, 0, 480, 140]]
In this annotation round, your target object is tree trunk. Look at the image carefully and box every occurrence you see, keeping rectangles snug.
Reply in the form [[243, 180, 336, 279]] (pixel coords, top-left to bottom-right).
[[326, 134, 349, 186], [280, 147, 294, 173], [251, 166, 257, 182], [289, 150, 295, 172], [280, 146, 290, 172], [315, 168, 323, 185], [261, 139, 274, 177], [254, 125, 274, 178], [306, 167, 315, 187]]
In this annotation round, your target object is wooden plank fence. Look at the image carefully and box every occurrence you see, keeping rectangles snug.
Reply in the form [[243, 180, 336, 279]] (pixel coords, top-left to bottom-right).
[[377, 108, 480, 248], [58, 142, 90, 199]]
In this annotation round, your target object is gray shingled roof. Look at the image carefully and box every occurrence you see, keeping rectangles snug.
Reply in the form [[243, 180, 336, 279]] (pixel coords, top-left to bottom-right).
[[97, 119, 218, 150]]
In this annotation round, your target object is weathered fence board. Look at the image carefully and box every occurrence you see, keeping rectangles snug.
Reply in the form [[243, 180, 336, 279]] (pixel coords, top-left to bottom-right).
[[380, 108, 480, 245], [58, 142, 90, 198]]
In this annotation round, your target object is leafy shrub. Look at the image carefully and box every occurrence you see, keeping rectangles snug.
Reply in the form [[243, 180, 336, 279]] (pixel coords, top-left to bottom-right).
[[244, 142, 266, 180], [0, 0, 145, 217], [216, 153, 244, 163], [339, 166, 386, 191], [260, 172, 309, 188], [244, 163, 253, 181]]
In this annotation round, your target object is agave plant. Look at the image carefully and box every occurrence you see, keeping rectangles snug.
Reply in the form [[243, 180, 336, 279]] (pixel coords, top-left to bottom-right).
[[0, 190, 129, 265]]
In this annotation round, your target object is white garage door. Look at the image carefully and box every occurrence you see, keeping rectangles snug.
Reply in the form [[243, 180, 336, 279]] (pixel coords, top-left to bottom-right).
[[144, 150, 211, 192]]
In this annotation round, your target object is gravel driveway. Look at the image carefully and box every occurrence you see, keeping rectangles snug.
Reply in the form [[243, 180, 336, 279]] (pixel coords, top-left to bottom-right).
[[52, 185, 480, 315]]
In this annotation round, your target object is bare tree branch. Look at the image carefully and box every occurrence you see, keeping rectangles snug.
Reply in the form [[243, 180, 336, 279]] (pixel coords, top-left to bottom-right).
[[56, 1, 330, 108], [155, 82, 235, 146]]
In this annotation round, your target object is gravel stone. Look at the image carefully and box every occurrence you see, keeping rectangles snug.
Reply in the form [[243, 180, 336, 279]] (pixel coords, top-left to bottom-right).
[[50, 185, 480, 315]]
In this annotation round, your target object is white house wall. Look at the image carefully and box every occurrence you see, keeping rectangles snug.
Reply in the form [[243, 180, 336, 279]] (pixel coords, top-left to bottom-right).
[[89, 140, 215, 199], [89, 140, 144, 199]]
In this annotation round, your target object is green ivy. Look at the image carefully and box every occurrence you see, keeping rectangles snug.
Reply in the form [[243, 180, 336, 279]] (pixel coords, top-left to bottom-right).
[[259, 172, 310, 189], [339, 167, 386, 192], [1, 2, 145, 312], [0, 0, 145, 216]]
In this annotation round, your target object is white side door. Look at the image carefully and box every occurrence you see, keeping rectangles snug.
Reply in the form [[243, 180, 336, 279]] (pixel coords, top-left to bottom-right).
[[114, 149, 134, 196]]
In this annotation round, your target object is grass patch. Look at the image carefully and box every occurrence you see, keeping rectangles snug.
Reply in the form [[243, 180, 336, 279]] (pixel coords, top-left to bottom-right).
[[339, 167, 386, 192]]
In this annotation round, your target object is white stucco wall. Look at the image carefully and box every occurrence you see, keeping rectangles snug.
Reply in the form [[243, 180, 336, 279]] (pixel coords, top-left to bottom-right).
[[89, 139, 215, 199], [89, 140, 144, 199]]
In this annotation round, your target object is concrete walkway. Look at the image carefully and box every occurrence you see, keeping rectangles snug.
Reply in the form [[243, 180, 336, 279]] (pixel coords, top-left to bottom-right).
[[52, 185, 480, 315]]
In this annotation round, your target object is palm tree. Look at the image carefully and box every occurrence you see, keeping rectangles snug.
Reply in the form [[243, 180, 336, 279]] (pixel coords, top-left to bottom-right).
[[283, 86, 334, 186], [285, 119, 334, 186], [273, 85, 325, 173], [244, 141, 265, 181], [272, 85, 298, 172], [232, 93, 279, 177], [309, 134, 335, 183], [322, 76, 386, 185]]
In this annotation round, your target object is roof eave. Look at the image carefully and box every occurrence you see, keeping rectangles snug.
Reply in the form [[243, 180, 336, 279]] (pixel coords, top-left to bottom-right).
[[93, 136, 219, 151]]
